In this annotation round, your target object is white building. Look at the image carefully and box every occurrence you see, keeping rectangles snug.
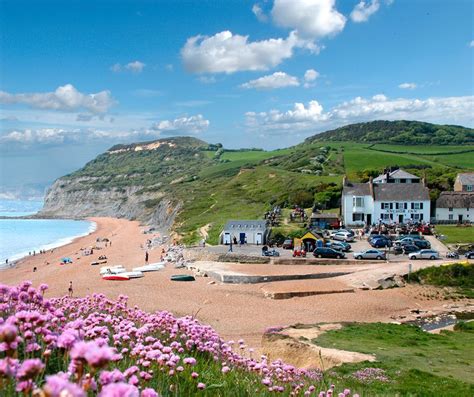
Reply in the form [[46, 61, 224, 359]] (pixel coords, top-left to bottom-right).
[[342, 177, 431, 227], [436, 192, 473, 223], [373, 169, 421, 184], [454, 173, 474, 192], [220, 220, 269, 245]]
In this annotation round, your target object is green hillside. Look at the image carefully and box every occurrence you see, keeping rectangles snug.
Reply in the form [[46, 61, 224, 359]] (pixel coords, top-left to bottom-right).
[[52, 121, 474, 244]]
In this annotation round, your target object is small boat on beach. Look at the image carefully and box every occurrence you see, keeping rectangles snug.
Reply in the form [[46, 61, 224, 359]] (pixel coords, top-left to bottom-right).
[[120, 271, 144, 279], [100, 266, 125, 275], [132, 262, 165, 272], [102, 274, 130, 281], [170, 274, 195, 282]]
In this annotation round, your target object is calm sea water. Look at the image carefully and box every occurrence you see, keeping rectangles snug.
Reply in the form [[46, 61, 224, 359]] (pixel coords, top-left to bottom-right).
[[0, 199, 95, 266]]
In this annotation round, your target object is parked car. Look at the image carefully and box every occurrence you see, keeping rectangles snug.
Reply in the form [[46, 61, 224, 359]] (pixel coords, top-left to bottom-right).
[[465, 251, 474, 259], [262, 249, 280, 257], [370, 236, 392, 248], [326, 241, 351, 252], [402, 245, 420, 255], [330, 228, 355, 237], [353, 249, 386, 260], [395, 237, 422, 246], [313, 247, 346, 259], [408, 249, 440, 260], [413, 239, 431, 249], [282, 239, 294, 249], [446, 251, 460, 259], [332, 232, 355, 242]]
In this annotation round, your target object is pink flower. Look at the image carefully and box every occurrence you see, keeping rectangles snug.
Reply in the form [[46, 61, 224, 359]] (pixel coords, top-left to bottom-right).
[[99, 382, 139, 397], [197, 382, 206, 390], [16, 358, 44, 380], [141, 388, 160, 397], [43, 374, 85, 397], [221, 366, 230, 374]]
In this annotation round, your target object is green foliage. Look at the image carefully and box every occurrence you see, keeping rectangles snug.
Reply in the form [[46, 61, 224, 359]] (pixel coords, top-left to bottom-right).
[[408, 263, 474, 290]]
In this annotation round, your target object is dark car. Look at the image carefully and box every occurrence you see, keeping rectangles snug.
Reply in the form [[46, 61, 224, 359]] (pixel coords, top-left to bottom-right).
[[370, 237, 392, 248], [313, 247, 346, 259], [262, 249, 280, 257], [402, 245, 420, 254], [282, 239, 294, 249], [326, 241, 351, 252], [413, 239, 431, 249], [466, 251, 474, 259]]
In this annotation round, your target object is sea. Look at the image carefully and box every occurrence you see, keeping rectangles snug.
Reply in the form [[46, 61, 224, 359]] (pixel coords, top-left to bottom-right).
[[0, 199, 96, 268]]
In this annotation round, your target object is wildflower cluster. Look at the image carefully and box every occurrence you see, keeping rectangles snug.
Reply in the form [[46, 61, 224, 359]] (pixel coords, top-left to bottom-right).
[[351, 368, 390, 384], [0, 281, 359, 396]]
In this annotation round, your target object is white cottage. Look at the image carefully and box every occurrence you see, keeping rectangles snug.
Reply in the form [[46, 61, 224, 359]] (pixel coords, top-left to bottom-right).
[[220, 220, 269, 245], [436, 192, 473, 223], [342, 177, 431, 227]]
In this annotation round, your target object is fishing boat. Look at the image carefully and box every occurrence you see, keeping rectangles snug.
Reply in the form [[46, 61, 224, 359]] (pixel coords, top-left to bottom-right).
[[102, 274, 130, 281], [132, 262, 165, 272], [99, 266, 125, 275], [120, 271, 144, 279], [170, 274, 195, 282]]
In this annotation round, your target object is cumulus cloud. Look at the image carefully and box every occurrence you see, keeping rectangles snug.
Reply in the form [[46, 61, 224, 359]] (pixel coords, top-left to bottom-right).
[[303, 69, 320, 87], [271, 0, 346, 39], [151, 114, 210, 135], [240, 72, 299, 90], [181, 30, 300, 74], [398, 82, 417, 90], [350, 0, 380, 23], [110, 60, 146, 73], [245, 94, 474, 134], [252, 4, 268, 22], [0, 84, 115, 113]]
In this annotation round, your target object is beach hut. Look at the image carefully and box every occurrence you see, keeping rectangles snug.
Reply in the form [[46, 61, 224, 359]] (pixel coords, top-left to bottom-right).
[[220, 220, 269, 245], [294, 231, 324, 252]]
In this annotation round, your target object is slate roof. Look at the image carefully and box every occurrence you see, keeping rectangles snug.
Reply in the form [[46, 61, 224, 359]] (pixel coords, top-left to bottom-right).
[[342, 182, 371, 196], [436, 192, 474, 208], [374, 183, 429, 201], [456, 173, 474, 186], [223, 220, 268, 231], [373, 169, 420, 183]]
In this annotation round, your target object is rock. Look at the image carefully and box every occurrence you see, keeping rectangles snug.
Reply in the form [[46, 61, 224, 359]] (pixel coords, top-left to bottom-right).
[[208, 281, 216, 285], [376, 274, 406, 289]]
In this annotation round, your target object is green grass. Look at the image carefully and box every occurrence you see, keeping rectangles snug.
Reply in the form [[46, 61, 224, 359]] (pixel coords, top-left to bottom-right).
[[314, 322, 474, 396], [369, 144, 474, 154], [434, 225, 474, 244]]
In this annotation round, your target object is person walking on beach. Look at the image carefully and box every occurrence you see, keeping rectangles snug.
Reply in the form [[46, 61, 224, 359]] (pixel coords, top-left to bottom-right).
[[145, 251, 149, 264], [228, 241, 233, 252], [68, 281, 73, 297]]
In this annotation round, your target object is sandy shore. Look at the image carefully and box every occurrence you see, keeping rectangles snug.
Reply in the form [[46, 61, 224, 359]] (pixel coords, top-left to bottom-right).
[[1, 217, 468, 349]]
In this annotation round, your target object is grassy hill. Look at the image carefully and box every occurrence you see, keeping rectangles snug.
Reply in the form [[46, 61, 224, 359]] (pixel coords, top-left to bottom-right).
[[46, 121, 474, 244]]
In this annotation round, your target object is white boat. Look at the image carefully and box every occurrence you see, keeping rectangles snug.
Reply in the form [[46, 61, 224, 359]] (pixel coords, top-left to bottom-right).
[[132, 262, 165, 272], [100, 266, 125, 275], [120, 271, 144, 279]]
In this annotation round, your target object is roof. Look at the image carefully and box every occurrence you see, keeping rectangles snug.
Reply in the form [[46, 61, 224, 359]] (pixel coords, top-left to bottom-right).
[[436, 192, 474, 208], [373, 169, 420, 183], [311, 213, 339, 219], [223, 220, 268, 231], [374, 183, 429, 201], [456, 173, 474, 186], [342, 182, 371, 196]]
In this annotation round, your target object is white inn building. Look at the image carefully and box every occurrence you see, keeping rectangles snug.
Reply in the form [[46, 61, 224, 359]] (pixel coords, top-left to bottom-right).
[[342, 174, 431, 227]]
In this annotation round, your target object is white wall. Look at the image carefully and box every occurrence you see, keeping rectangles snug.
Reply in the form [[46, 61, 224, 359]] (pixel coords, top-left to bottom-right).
[[373, 200, 430, 223], [342, 194, 374, 226], [436, 207, 472, 221]]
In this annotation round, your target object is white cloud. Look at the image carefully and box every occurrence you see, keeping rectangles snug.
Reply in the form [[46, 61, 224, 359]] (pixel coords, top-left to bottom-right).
[[303, 68, 320, 87], [240, 72, 299, 90], [181, 30, 300, 74], [245, 94, 474, 134], [469, 40, 474, 48], [252, 4, 268, 22], [0, 84, 115, 113], [350, 0, 380, 23], [151, 114, 210, 135], [125, 60, 146, 73], [398, 82, 417, 90], [271, 0, 346, 39], [110, 60, 146, 73]]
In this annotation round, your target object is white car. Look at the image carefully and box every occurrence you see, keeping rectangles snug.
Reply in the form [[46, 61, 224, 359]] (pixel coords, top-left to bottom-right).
[[332, 232, 355, 242], [408, 249, 440, 260]]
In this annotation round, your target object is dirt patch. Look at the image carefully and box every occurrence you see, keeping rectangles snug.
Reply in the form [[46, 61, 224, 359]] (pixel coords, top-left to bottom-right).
[[262, 323, 375, 369], [199, 223, 211, 240]]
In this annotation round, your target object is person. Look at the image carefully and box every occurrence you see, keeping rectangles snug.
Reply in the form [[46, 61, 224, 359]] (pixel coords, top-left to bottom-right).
[[233, 236, 237, 245], [5, 259, 8, 265], [228, 241, 233, 252], [33, 267, 37, 272], [145, 251, 149, 264], [68, 281, 73, 297]]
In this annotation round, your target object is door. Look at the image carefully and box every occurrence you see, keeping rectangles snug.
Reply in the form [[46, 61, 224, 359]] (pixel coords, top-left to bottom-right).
[[458, 214, 463, 222], [366, 214, 372, 225], [398, 214, 403, 224], [239, 233, 246, 244], [223, 233, 231, 245], [256, 233, 262, 245]]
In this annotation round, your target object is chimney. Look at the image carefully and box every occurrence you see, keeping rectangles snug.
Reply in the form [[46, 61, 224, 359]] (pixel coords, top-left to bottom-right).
[[369, 176, 374, 199], [385, 168, 390, 182]]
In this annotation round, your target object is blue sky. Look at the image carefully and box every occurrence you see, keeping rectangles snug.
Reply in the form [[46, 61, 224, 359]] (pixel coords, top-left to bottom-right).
[[0, 0, 473, 193]]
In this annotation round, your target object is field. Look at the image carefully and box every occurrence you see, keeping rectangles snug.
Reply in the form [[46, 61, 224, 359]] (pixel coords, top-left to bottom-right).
[[314, 322, 474, 396], [434, 225, 474, 244]]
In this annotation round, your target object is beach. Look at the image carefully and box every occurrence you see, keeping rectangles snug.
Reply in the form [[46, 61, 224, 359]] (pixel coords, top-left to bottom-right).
[[0, 216, 467, 350]]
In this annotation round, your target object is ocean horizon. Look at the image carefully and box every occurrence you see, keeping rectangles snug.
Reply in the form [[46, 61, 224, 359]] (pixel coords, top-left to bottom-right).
[[0, 199, 96, 267]]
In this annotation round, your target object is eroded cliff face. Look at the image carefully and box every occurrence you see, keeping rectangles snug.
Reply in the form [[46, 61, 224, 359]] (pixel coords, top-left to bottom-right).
[[39, 177, 180, 231]]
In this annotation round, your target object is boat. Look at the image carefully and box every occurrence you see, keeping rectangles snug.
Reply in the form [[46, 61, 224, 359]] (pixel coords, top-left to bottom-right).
[[102, 274, 130, 281], [100, 266, 125, 275], [120, 271, 144, 279], [132, 263, 165, 272], [170, 274, 195, 282]]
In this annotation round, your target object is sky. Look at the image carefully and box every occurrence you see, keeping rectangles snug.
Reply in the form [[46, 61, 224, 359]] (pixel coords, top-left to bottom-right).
[[0, 0, 473, 195]]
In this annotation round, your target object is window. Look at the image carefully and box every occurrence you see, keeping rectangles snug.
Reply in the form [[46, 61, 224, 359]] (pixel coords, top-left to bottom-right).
[[353, 213, 364, 222], [396, 202, 407, 210], [412, 202, 423, 210], [381, 203, 390, 210], [353, 197, 364, 207], [449, 207, 453, 212], [449, 214, 453, 220], [382, 213, 391, 220], [412, 213, 422, 220], [467, 185, 473, 192]]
